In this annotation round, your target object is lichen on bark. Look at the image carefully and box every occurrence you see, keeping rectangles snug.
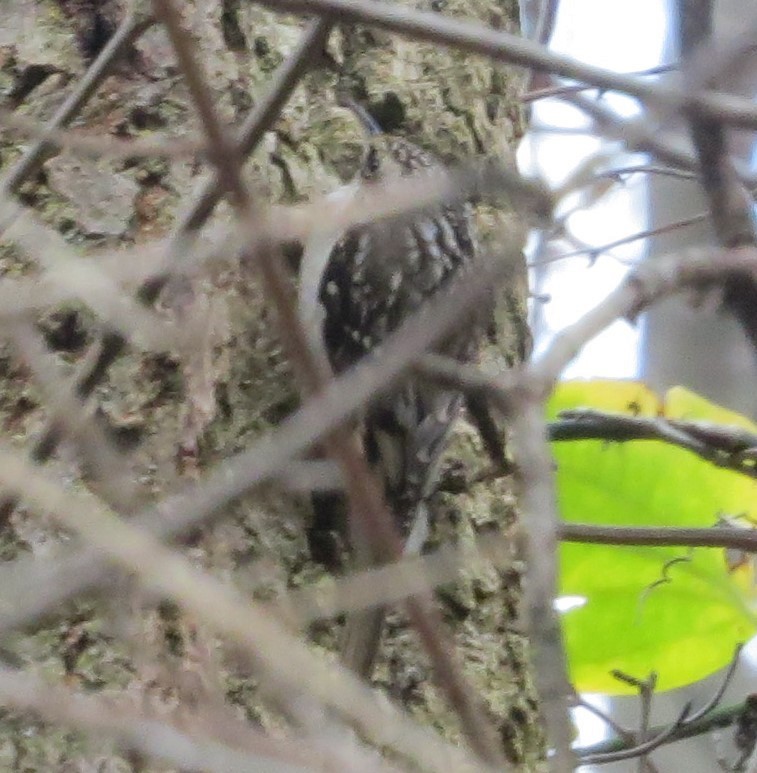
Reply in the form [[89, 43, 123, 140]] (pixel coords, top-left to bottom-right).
[[0, 0, 544, 769]]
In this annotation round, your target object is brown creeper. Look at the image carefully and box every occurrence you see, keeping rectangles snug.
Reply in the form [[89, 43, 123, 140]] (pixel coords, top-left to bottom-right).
[[298, 102, 489, 672]]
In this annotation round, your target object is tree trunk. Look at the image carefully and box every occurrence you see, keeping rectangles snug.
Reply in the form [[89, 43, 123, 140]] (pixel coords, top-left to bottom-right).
[[0, 0, 542, 768]]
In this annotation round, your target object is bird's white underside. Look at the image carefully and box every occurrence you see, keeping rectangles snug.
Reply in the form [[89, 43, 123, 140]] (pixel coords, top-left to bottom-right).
[[297, 182, 360, 362]]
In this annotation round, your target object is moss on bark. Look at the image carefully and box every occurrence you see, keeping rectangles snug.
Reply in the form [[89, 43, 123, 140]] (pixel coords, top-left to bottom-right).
[[0, 1, 544, 768]]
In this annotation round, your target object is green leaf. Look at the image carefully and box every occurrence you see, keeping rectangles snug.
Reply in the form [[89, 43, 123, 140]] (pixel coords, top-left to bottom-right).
[[548, 381, 757, 694]]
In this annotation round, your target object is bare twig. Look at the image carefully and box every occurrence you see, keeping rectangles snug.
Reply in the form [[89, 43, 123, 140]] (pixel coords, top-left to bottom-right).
[[6, 323, 138, 513], [0, 666, 312, 773], [0, 107, 208, 160], [0, 444, 482, 773], [252, 0, 757, 129], [520, 0, 560, 92], [418, 243, 757, 408], [522, 64, 678, 103], [572, 694, 634, 746], [597, 164, 699, 182], [272, 530, 516, 627], [0, 328, 126, 524], [0, 17, 335, 526], [510, 400, 577, 771], [686, 645, 743, 724], [573, 694, 666, 772], [637, 673, 658, 772], [581, 648, 742, 771], [581, 702, 693, 765], [0, 9, 155, 202], [550, 409, 757, 479], [141, 2, 506, 767], [0, 240, 517, 634], [559, 523, 757, 551], [562, 92, 702, 177], [0, 203, 183, 352], [420, 250, 757, 414], [531, 0, 559, 46], [578, 701, 745, 762], [531, 212, 710, 268], [0, 9, 156, 523], [13, 508, 757, 641], [172, 17, 336, 238], [532, 245, 757, 389]]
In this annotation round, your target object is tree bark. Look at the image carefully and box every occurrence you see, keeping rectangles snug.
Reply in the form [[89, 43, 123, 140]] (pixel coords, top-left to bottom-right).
[[0, 0, 542, 768]]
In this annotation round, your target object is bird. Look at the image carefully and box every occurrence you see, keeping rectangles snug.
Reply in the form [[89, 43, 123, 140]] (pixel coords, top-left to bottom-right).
[[298, 98, 490, 675]]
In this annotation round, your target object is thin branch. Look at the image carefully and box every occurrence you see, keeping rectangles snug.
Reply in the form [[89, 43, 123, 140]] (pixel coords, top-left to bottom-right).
[[0, 243, 517, 635], [0, 8, 155, 523], [531, 0, 559, 46], [573, 693, 663, 771], [637, 673, 658, 772], [173, 17, 335, 236], [597, 164, 699, 182], [578, 649, 741, 767], [562, 92, 703, 178], [0, 444, 480, 773], [275, 458, 344, 492], [581, 702, 692, 765], [8, 514, 757, 648], [0, 107, 208, 160], [418, 244, 757, 413], [509, 400, 577, 771], [283, 157, 551, 239], [0, 328, 126, 524], [559, 523, 757, 551], [529, 212, 710, 268], [549, 409, 757, 479], [134, 3, 506, 767], [6, 323, 138, 514], [532, 245, 757, 390], [251, 0, 757, 130], [578, 702, 745, 760], [0, 17, 336, 527], [413, 354, 518, 416], [13, 504, 752, 640], [419, 249, 757, 410], [0, 666, 310, 773], [150, 1, 244, 205], [0, 9, 154, 201], [522, 64, 678, 103], [272, 529, 516, 627], [521, 0, 560, 92], [0, 202, 184, 352], [686, 645, 743, 725], [571, 695, 634, 748]]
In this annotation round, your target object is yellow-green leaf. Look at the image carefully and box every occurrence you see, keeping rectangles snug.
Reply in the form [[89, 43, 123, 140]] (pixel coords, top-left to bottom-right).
[[549, 381, 757, 694]]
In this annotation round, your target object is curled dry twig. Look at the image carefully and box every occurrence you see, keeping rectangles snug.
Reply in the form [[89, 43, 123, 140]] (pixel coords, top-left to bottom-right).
[[578, 646, 744, 764]]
